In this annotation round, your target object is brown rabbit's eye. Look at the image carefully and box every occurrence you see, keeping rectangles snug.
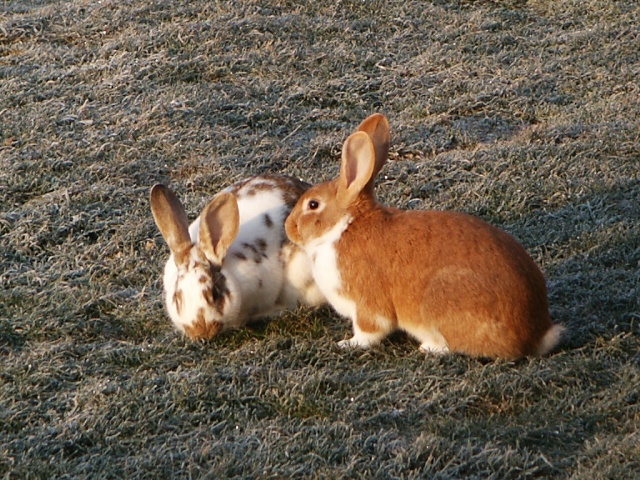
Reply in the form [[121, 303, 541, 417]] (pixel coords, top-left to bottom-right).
[[308, 200, 319, 210]]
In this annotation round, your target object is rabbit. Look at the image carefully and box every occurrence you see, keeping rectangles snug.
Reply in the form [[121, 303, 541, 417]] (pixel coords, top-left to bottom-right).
[[285, 114, 565, 359], [150, 174, 325, 341]]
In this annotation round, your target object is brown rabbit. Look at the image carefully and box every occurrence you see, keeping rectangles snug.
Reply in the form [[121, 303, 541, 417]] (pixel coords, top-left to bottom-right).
[[285, 114, 564, 359]]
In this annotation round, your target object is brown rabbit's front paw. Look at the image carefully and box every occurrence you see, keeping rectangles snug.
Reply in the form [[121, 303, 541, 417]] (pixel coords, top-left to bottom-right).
[[337, 331, 386, 349], [418, 342, 449, 355]]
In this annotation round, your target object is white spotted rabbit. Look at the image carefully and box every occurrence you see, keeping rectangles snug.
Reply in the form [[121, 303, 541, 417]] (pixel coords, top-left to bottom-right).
[[285, 114, 564, 359], [150, 174, 324, 341]]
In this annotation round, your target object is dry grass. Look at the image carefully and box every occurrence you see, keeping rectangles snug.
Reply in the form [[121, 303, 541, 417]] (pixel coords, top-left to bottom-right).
[[1, 0, 639, 478]]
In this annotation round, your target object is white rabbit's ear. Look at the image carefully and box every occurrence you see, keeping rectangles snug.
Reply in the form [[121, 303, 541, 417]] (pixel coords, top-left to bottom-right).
[[199, 192, 239, 265], [337, 131, 376, 208], [356, 113, 390, 195], [150, 184, 192, 265]]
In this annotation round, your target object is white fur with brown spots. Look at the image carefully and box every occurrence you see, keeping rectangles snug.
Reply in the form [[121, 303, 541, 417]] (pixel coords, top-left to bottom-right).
[[151, 175, 325, 341]]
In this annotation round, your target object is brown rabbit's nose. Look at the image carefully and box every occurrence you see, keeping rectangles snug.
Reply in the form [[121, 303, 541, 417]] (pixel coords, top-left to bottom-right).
[[284, 213, 301, 245]]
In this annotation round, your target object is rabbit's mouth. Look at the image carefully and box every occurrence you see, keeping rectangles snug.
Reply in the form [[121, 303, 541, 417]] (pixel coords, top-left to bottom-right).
[[284, 212, 303, 246], [183, 315, 223, 341], [303, 215, 351, 256]]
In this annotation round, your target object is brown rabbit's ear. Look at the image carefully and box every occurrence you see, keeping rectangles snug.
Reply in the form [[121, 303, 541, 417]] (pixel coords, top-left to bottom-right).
[[150, 184, 193, 265], [198, 192, 239, 265], [337, 131, 376, 208], [356, 113, 390, 195]]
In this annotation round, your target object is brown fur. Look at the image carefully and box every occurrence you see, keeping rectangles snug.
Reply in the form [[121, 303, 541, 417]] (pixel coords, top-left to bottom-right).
[[208, 263, 230, 314], [338, 203, 551, 358], [183, 308, 223, 340], [173, 289, 184, 316], [150, 185, 192, 265], [285, 114, 564, 359]]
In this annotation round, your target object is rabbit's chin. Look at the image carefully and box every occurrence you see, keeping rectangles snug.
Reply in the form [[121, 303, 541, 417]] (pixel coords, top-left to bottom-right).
[[302, 216, 356, 320], [301, 214, 351, 256]]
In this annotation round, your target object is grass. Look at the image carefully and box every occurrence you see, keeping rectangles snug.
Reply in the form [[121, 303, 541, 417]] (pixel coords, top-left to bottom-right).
[[1, 0, 639, 478]]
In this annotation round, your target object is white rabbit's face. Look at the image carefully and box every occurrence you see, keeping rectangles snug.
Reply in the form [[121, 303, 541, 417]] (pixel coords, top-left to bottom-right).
[[164, 246, 236, 340]]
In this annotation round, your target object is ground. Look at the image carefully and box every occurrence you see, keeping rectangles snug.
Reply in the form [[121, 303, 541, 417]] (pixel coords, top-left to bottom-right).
[[0, 0, 638, 478]]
